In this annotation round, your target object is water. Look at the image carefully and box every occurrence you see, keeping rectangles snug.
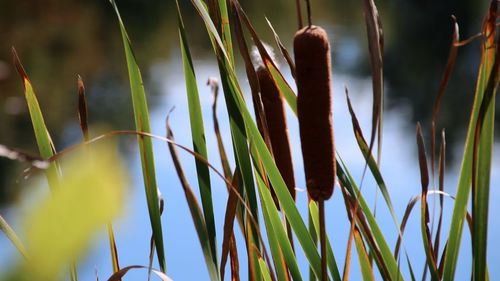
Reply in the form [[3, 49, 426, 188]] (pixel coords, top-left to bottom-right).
[[0, 1, 498, 279], [2, 51, 496, 280]]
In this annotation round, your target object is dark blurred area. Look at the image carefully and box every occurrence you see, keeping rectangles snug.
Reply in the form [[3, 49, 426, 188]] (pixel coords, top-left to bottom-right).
[[0, 0, 494, 206], [0, 0, 178, 206], [382, 0, 494, 150]]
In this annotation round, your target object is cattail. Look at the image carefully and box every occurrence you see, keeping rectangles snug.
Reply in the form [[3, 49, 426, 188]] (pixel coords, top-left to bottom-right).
[[256, 66, 296, 201], [294, 25, 335, 202]]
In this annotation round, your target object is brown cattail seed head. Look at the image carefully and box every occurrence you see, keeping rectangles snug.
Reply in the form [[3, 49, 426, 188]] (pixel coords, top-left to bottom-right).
[[294, 25, 335, 201], [257, 67, 296, 202]]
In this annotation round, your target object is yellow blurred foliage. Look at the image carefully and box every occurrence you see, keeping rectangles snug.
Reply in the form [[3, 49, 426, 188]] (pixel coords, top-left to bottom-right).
[[12, 141, 127, 280]]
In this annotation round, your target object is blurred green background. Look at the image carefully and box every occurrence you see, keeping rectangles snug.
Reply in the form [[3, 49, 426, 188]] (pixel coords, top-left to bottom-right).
[[0, 0, 492, 205]]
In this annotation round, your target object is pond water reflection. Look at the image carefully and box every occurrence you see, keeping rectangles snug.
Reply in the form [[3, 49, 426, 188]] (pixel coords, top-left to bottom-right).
[[0, 0, 498, 280]]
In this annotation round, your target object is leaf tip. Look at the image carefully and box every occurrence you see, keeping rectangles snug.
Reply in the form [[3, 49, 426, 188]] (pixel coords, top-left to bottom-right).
[[11, 47, 29, 84]]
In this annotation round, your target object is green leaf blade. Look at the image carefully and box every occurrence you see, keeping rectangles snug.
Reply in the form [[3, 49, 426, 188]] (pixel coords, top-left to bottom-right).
[[443, 3, 497, 279], [110, 1, 166, 272], [176, 0, 218, 267]]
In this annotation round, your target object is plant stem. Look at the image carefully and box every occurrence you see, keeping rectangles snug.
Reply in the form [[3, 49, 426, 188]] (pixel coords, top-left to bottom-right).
[[305, 0, 312, 27], [295, 0, 303, 29], [319, 199, 327, 281]]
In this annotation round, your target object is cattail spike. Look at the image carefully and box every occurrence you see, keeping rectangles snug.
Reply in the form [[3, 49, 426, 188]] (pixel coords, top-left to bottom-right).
[[294, 25, 335, 202], [256, 67, 296, 202]]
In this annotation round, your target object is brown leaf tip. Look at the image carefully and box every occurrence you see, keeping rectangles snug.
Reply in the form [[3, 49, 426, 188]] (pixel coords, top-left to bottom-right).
[[11, 47, 29, 84]]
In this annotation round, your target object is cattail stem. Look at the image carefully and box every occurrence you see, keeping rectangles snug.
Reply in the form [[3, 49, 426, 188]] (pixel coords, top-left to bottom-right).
[[304, 0, 312, 27], [319, 200, 327, 281], [296, 0, 303, 29]]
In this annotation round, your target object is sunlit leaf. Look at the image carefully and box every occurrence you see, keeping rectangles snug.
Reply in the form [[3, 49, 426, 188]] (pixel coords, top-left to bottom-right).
[[109, 0, 166, 271], [175, 0, 218, 267]]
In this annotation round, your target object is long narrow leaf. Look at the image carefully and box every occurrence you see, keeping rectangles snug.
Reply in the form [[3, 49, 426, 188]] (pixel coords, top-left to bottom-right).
[[167, 121, 219, 281], [259, 258, 273, 281], [12, 48, 60, 191], [109, 0, 166, 272], [416, 123, 439, 280], [265, 18, 296, 79], [256, 170, 301, 281], [107, 265, 173, 281], [345, 92, 400, 231], [220, 169, 241, 280], [175, 0, 218, 265], [232, 0, 298, 115], [361, 0, 384, 162], [12, 48, 78, 281], [471, 4, 498, 280], [353, 228, 375, 281], [337, 159, 403, 280], [0, 215, 28, 259], [309, 202, 341, 281], [442, 2, 498, 279], [77, 76, 121, 277]]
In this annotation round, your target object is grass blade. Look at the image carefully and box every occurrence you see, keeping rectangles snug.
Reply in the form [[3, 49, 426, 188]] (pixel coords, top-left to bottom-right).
[[218, 0, 234, 65], [77, 76, 121, 277], [232, 0, 298, 115], [208, 78, 233, 179], [337, 159, 403, 280], [309, 202, 341, 281], [106, 265, 173, 281], [430, 17, 459, 178], [190, 0, 261, 243], [109, 0, 165, 272], [345, 92, 400, 231], [416, 123, 439, 280], [258, 258, 273, 281], [0, 215, 28, 259], [251, 137, 323, 279], [442, 2, 498, 279], [361, 0, 384, 163], [433, 130, 446, 263], [265, 18, 296, 79], [256, 170, 301, 281], [166, 120, 220, 281], [353, 228, 375, 281], [471, 10, 498, 281], [220, 170, 240, 280], [12, 47, 78, 281], [77, 75, 89, 141], [229, 233, 240, 281], [175, 0, 218, 265], [12, 48, 60, 191], [230, 3, 272, 152]]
